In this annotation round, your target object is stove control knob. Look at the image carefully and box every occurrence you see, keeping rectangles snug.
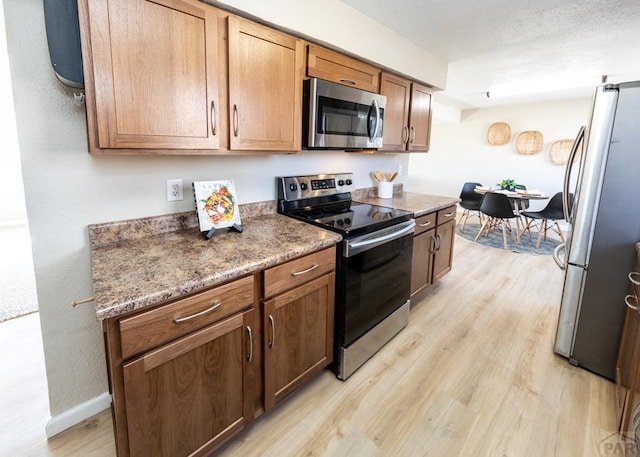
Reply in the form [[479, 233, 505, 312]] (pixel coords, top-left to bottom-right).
[[289, 183, 298, 192], [300, 182, 308, 191], [345, 179, 353, 186], [344, 218, 351, 225], [338, 179, 345, 186]]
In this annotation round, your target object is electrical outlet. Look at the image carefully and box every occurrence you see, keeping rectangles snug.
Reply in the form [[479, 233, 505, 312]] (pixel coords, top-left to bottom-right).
[[166, 179, 183, 201]]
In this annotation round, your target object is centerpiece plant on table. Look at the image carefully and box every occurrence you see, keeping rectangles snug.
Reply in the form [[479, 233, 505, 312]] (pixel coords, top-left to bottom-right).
[[498, 179, 517, 191]]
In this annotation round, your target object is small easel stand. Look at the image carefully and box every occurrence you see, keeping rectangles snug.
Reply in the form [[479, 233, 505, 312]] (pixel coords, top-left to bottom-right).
[[203, 223, 243, 240]]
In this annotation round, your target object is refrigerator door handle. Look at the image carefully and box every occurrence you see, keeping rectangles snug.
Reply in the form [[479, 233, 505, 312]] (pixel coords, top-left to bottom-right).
[[563, 126, 585, 222], [553, 242, 567, 270]]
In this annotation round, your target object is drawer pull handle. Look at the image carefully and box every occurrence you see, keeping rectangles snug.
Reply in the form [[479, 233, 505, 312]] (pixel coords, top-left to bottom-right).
[[268, 315, 275, 348], [418, 221, 432, 227], [246, 326, 253, 362], [625, 295, 639, 310], [339, 78, 357, 85], [630, 272, 640, 285], [172, 302, 221, 324], [291, 263, 318, 276], [444, 212, 454, 217]]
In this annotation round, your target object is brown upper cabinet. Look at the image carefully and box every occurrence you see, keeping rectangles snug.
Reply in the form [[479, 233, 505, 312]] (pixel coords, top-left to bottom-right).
[[380, 72, 433, 152], [307, 44, 380, 93], [80, 0, 221, 152], [228, 17, 303, 152], [79, 0, 303, 154]]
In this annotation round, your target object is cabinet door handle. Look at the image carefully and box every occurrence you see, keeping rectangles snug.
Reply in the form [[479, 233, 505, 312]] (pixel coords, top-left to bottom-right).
[[630, 272, 640, 285], [172, 302, 221, 324], [291, 263, 318, 276], [210, 100, 217, 136], [233, 104, 239, 137], [444, 212, 454, 217], [268, 314, 275, 348], [429, 236, 437, 254], [402, 126, 409, 145], [410, 126, 415, 143], [625, 295, 639, 310], [339, 78, 357, 85], [436, 233, 442, 251], [418, 221, 431, 227], [246, 326, 253, 362]]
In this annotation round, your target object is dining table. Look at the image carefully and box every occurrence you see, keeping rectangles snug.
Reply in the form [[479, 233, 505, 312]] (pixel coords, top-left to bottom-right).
[[474, 186, 549, 242]]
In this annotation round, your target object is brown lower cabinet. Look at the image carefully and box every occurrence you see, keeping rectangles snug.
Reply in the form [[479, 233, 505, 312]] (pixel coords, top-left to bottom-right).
[[263, 273, 335, 410], [411, 206, 456, 301], [104, 247, 336, 457], [616, 253, 640, 436], [122, 310, 256, 457]]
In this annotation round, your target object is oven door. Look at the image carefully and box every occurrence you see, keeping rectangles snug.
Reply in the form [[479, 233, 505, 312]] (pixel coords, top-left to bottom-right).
[[339, 220, 415, 347]]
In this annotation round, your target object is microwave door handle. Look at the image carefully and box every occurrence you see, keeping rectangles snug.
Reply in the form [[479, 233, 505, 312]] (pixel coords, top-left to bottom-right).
[[563, 125, 585, 222], [369, 99, 380, 142]]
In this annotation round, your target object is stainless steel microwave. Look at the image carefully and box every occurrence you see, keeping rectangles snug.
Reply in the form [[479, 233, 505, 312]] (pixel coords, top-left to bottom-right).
[[303, 78, 386, 150]]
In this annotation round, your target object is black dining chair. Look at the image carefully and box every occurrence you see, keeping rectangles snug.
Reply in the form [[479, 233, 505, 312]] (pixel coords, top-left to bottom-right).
[[521, 192, 573, 248], [457, 182, 484, 231], [474, 192, 517, 250]]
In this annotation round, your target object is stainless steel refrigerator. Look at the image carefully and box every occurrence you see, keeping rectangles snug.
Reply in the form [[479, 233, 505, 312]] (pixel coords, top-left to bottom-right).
[[553, 81, 640, 380]]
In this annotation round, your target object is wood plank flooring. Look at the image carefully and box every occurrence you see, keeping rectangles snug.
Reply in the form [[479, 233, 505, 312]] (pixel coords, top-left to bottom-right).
[[3, 235, 624, 456]]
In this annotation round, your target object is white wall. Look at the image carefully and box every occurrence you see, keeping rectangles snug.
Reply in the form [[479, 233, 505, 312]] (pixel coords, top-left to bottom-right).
[[212, 0, 448, 89], [0, 1, 26, 225], [408, 98, 593, 211], [2, 0, 416, 433]]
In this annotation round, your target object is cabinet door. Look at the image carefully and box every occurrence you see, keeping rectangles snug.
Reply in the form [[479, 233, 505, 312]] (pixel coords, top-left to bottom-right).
[[307, 44, 380, 92], [228, 17, 303, 151], [411, 228, 435, 297], [263, 273, 335, 410], [380, 72, 411, 152], [433, 220, 455, 282], [122, 310, 257, 457], [408, 82, 433, 152], [84, 0, 220, 150]]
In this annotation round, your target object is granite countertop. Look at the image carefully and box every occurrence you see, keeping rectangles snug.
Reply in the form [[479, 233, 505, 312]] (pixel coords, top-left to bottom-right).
[[89, 206, 341, 320], [355, 191, 460, 217]]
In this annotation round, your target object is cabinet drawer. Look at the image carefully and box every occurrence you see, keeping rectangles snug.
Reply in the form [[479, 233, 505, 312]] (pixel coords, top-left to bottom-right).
[[437, 206, 457, 225], [264, 247, 336, 298], [307, 44, 380, 92], [414, 213, 437, 236], [120, 275, 255, 359]]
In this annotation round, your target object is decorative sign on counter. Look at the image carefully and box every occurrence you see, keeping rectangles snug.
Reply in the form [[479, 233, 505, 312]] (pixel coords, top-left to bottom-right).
[[193, 180, 243, 239]]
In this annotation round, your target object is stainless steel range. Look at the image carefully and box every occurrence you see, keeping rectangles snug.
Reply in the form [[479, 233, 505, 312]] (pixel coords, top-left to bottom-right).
[[277, 173, 415, 379]]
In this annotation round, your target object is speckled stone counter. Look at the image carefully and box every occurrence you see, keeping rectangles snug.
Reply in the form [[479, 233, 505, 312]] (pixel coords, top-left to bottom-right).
[[355, 189, 460, 217], [89, 201, 341, 320]]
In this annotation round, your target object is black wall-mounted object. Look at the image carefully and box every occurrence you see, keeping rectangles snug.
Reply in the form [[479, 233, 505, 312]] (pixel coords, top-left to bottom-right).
[[43, 0, 84, 88]]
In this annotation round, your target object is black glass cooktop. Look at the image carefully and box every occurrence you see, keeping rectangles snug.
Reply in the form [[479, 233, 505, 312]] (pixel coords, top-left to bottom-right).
[[288, 202, 413, 236]]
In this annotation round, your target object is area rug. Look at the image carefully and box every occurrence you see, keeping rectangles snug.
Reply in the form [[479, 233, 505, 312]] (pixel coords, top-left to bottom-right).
[[0, 225, 38, 322], [456, 220, 561, 255]]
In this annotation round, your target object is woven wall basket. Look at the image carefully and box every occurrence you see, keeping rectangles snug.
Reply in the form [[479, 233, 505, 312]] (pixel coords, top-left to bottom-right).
[[548, 139, 577, 165], [515, 131, 543, 155], [487, 122, 511, 145]]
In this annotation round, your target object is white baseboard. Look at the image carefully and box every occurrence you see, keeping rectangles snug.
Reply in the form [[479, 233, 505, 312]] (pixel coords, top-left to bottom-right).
[[45, 392, 112, 438]]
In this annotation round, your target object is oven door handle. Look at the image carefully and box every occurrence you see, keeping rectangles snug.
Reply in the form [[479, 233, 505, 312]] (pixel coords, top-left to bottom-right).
[[345, 221, 416, 257]]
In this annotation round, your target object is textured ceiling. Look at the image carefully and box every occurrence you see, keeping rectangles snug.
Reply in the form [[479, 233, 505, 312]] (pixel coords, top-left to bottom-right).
[[341, 0, 640, 108]]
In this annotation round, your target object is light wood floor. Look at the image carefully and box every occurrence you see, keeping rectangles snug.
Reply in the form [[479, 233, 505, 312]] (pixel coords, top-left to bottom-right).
[[3, 235, 625, 456]]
